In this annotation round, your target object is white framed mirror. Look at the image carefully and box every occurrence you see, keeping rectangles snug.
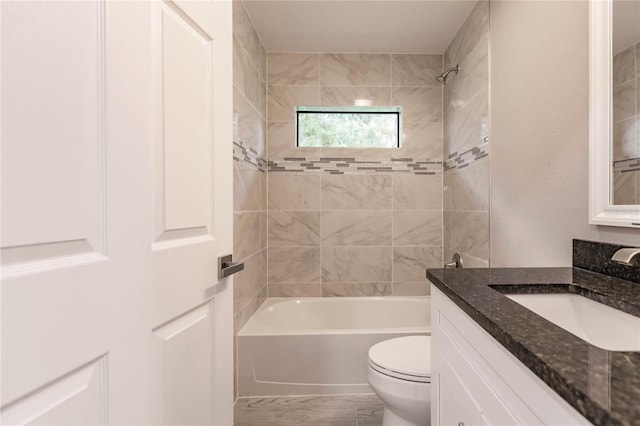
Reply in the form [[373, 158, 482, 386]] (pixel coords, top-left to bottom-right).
[[589, 0, 640, 228]]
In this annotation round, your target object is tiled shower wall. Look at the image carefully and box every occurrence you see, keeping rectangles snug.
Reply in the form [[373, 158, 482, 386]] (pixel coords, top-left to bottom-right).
[[232, 0, 267, 400], [443, 0, 490, 267], [612, 41, 640, 204], [266, 53, 444, 297]]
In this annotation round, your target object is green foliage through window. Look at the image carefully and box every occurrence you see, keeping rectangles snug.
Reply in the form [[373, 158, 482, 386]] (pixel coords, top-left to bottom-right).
[[296, 106, 401, 148]]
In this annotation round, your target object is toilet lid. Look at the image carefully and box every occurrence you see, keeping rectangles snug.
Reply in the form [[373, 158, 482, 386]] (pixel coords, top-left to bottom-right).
[[368, 336, 431, 383]]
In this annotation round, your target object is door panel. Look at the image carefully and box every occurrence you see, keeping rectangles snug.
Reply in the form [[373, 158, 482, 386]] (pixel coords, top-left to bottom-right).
[[148, 1, 233, 425], [1, 0, 105, 276], [1, 357, 108, 426], [1, 1, 115, 410], [152, 302, 214, 425], [161, 4, 212, 234]]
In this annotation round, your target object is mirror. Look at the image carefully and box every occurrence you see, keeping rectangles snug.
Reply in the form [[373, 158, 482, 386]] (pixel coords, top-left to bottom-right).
[[612, 0, 639, 205], [589, 0, 640, 227]]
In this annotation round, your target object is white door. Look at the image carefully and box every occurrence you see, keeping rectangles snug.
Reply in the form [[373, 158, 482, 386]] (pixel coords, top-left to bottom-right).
[[0, 1, 233, 425]]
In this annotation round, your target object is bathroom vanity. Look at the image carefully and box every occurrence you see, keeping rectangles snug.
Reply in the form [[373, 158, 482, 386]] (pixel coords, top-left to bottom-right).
[[427, 241, 640, 426]]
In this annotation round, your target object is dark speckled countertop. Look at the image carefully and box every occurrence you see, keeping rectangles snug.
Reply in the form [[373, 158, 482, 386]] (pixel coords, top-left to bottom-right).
[[427, 266, 640, 426]]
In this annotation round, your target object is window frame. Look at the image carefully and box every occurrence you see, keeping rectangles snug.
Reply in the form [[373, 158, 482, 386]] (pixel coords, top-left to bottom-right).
[[295, 105, 402, 149]]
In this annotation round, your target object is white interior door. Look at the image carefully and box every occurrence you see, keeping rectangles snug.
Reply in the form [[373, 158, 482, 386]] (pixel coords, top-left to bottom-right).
[[148, 1, 233, 425], [0, 1, 233, 424]]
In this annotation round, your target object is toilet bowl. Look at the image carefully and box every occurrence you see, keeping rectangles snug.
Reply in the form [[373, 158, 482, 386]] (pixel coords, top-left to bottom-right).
[[367, 336, 431, 426]]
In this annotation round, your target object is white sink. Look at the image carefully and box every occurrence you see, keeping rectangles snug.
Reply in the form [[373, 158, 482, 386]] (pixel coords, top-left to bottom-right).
[[505, 293, 640, 351]]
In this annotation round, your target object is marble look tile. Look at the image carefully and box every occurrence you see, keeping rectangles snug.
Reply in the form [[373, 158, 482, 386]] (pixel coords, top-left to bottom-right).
[[320, 86, 391, 107], [232, 0, 262, 66], [234, 251, 263, 313], [234, 88, 264, 156], [234, 394, 383, 425], [268, 283, 322, 297], [322, 247, 392, 282], [444, 0, 489, 69], [393, 281, 430, 296], [392, 87, 442, 123], [268, 247, 320, 283], [393, 210, 442, 246], [320, 54, 391, 86], [637, 170, 640, 204], [315, 146, 393, 162], [444, 33, 488, 121], [234, 211, 261, 260], [393, 246, 442, 281], [447, 157, 490, 211], [237, 394, 382, 409], [393, 174, 443, 210], [234, 37, 260, 109], [613, 80, 636, 122], [613, 45, 635, 86], [234, 287, 267, 335], [268, 85, 320, 122], [637, 77, 640, 116], [260, 210, 268, 251], [268, 211, 320, 246], [259, 45, 267, 83], [322, 282, 391, 297], [392, 54, 443, 87], [321, 174, 392, 210], [613, 171, 636, 205], [399, 122, 443, 160], [268, 52, 319, 85], [444, 87, 489, 156], [267, 121, 316, 161], [233, 162, 265, 212], [321, 211, 392, 246], [613, 118, 638, 160], [356, 406, 384, 425], [443, 210, 489, 261], [261, 248, 268, 287], [236, 410, 356, 426], [268, 173, 321, 210], [258, 79, 266, 119]]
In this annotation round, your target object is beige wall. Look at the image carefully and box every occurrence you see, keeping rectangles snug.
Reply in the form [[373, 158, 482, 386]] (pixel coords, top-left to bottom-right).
[[266, 52, 444, 297], [232, 0, 267, 400], [490, 0, 640, 267], [443, 0, 491, 268]]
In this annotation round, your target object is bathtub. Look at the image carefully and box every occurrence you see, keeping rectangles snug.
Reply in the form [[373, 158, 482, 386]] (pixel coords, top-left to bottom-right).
[[237, 297, 430, 396]]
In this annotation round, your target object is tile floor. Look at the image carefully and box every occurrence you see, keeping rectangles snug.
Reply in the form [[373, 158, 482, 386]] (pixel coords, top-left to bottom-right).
[[234, 394, 384, 426]]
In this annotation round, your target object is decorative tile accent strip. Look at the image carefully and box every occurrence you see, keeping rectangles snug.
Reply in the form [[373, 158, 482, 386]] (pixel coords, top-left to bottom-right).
[[444, 137, 490, 171], [268, 157, 442, 175], [613, 157, 640, 174], [233, 141, 267, 172]]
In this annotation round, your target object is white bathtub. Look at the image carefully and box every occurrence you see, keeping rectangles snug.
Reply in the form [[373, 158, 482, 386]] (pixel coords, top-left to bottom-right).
[[237, 297, 430, 396]]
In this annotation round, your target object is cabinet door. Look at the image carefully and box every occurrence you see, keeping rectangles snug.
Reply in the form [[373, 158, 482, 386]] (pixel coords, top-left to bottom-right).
[[435, 347, 489, 426]]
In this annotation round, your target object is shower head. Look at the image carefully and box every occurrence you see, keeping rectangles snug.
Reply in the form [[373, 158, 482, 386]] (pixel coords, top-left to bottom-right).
[[435, 64, 460, 85]]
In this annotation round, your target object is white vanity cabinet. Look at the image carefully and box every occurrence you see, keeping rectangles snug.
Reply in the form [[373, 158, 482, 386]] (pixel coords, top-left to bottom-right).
[[430, 285, 591, 426]]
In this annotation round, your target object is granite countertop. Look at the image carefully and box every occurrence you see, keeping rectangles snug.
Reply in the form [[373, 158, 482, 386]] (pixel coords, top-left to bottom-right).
[[427, 266, 640, 426]]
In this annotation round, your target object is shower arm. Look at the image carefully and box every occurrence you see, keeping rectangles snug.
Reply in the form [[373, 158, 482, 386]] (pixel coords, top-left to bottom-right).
[[436, 64, 460, 85]]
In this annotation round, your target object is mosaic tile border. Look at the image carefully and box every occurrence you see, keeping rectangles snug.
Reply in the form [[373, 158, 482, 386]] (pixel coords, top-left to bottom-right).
[[613, 156, 640, 173], [444, 137, 490, 171], [267, 157, 442, 175], [233, 140, 267, 172]]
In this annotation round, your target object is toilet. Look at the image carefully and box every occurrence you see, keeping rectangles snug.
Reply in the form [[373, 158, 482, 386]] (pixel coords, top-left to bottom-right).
[[367, 336, 431, 426]]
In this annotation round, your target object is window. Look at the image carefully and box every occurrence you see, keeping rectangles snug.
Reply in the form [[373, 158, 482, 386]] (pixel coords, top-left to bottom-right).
[[296, 106, 401, 148]]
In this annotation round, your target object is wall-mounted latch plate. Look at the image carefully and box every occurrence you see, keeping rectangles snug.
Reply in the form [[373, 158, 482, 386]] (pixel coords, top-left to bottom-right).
[[218, 254, 244, 279]]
